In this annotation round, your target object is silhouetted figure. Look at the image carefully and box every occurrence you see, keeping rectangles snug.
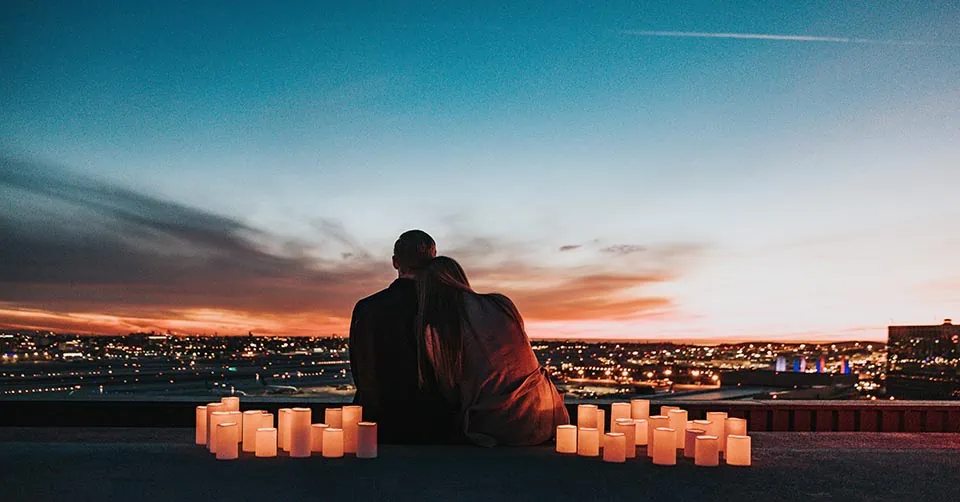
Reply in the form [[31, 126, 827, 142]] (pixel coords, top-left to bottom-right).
[[349, 230, 457, 443], [417, 256, 570, 446]]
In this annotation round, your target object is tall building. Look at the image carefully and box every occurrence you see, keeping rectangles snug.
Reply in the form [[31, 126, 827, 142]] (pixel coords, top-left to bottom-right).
[[886, 319, 960, 399]]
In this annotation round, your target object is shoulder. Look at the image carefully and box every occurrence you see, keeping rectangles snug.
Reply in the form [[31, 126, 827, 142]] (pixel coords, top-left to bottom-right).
[[483, 292, 517, 309], [478, 292, 522, 319], [353, 279, 416, 313]]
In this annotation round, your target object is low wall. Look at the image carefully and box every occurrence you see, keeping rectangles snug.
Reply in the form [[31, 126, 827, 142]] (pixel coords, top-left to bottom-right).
[[1, 398, 958, 432]]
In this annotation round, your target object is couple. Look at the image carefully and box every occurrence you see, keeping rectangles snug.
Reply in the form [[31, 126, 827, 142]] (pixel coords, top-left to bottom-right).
[[349, 230, 570, 446]]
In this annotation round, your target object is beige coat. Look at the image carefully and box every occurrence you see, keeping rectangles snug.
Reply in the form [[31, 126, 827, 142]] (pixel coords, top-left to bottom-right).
[[426, 292, 570, 446]]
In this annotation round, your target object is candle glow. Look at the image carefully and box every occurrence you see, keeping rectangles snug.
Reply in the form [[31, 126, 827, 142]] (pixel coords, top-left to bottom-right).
[[724, 417, 748, 455], [322, 428, 344, 458], [630, 399, 650, 420], [242, 410, 265, 452], [325, 407, 343, 429], [613, 418, 637, 458], [705, 412, 728, 450], [684, 428, 705, 458], [357, 422, 378, 459], [610, 402, 631, 423], [577, 427, 600, 457], [342, 405, 362, 454], [667, 409, 688, 448], [205, 402, 224, 449], [577, 404, 598, 429], [634, 419, 648, 446], [646, 416, 669, 457], [311, 423, 328, 453], [602, 433, 626, 463], [556, 425, 577, 454], [694, 435, 719, 467], [195, 405, 207, 445], [652, 427, 677, 466], [726, 435, 752, 466], [215, 422, 239, 460], [289, 407, 312, 458], [255, 427, 278, 457]]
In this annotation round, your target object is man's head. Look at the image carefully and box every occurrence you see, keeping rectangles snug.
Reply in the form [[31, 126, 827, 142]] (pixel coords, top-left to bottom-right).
[[392, 229, 437, 277]]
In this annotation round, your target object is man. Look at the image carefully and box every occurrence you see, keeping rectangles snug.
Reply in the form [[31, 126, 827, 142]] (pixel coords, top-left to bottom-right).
[[349, 229, 455, 443]]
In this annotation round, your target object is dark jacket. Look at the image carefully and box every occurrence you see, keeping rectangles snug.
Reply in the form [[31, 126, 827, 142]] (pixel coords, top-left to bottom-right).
[[349, 278, 457, 443]]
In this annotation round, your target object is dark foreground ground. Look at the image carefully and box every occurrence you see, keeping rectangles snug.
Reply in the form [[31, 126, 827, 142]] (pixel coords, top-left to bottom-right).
[[1, 428, 958, 501]]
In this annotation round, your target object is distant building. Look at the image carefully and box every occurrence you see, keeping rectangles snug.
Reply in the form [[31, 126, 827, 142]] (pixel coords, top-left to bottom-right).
[[886, 319, 960, 399], [775, 356, 787, 372]]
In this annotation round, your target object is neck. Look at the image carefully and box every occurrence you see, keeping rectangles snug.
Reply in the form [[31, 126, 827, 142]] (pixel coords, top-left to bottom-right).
[[398, 272, 417, 280]]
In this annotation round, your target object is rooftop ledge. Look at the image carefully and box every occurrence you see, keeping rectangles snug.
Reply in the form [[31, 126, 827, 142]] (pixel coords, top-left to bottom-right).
[[1, 428, 959, 501], [2, 398, 959, 432]]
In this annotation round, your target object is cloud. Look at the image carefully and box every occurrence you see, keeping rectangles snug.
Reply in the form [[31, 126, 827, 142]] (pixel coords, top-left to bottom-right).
[[450, 238, 700, 322], [0, 157, 704, 335], [601, 244, 647, 255], [619, 30, 960, 47], [0, 157, 390, 325], [558, 245, 581, 252]]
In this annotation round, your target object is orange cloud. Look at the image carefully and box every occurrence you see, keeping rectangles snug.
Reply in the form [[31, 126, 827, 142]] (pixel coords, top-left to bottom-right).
[[0, 158, 702, 336]]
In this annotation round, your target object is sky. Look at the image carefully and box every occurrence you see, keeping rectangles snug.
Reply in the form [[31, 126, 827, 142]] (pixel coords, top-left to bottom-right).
[[1, 1, 959, 342]]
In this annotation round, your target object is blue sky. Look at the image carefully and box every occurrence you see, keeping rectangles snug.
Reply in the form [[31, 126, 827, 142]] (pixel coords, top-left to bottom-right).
[[1, 1, 959, 340]]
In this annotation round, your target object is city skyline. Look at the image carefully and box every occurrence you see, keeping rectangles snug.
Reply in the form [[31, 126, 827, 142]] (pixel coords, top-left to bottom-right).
[[2, 2, 959, 341]]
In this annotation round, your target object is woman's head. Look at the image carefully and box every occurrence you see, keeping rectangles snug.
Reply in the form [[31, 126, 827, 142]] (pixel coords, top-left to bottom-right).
[[422, 255, 471, 291]]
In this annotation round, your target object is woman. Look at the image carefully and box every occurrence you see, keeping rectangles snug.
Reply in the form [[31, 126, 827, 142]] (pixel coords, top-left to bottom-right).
[[415, 256, 570, 446]]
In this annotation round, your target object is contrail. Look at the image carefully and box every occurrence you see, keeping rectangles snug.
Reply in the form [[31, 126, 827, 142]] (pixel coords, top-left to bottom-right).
[[620, 30, 960, 47]]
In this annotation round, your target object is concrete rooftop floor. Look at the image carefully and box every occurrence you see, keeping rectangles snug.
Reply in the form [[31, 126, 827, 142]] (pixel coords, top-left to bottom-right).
[[1, 428, 958, 501]]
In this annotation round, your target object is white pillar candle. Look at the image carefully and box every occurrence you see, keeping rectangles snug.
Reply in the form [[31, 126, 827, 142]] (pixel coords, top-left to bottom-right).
[[577, 427, 599, 457], [724, 417, 747, 455], [646, 416, 669, 457], [259, 412, 274, 431], [195, 405, 207, 445], [634, 419, 648, 446], [693, 419, 712, 434], [325, 407, 343, 429], [322, 428, 344, 458], [577, 404, 598, 429], [667, 409, 688, 448], [556, 425, 577, 454], [652, 428, 677, 466], [289, 408, 312, 458], [255, 428, 277, 457], [660, 405, 679, 415], [610, 402, 631, 423], [342, 405, 362, 454], [311, 424, 328, 453], [694, 435, 719, 467], [208, 411, 232, 453], [357, 422, 378, 459], [705, 412, 728, 450], [684, 428, 705, 458], [278, 408, 292, 451], [205, 403, 224, 448], [598, 409, 606, 437], [726, 435, 751, 466], [227, 411, 242, 443], [220, 396, 240, 412], [613, 418, 637, 458], [242, 411, 263, 452], [602, 433, 626, 463], [630, 399, 650, 420], [215, 422, 239, 460]]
